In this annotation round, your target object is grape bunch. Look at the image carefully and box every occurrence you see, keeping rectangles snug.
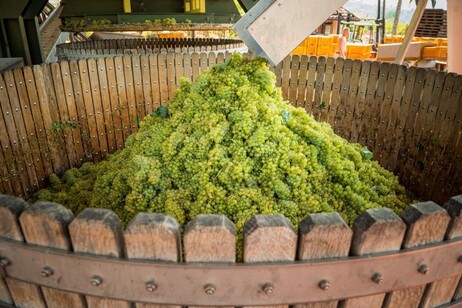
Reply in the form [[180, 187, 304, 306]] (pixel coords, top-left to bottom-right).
[[35, 54, 412, 257]]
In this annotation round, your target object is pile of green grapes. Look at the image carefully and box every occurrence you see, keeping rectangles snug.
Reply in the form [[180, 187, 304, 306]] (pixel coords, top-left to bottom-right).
[[35, 54, 411, 242]]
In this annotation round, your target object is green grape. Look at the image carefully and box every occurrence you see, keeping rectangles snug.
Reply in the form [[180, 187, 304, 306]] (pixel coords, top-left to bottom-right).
[[33, 53, 413, 261]]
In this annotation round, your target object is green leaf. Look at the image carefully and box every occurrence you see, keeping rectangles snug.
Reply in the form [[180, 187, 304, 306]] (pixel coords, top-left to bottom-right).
[[281, 110, 291, 123], [151, 106, 169, 118], [361, 147, 373, 160]]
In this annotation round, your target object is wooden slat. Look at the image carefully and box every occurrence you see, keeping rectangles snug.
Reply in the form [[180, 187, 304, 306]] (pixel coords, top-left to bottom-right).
[[78, 59, 101, 162], [342, 208, 406, 308], [342, 59, 362, 140], [19, 202, 86, 308], [0, 77, 24, 196], [68, 60, 92, 161], [104, 57, 124, 150], [122, 55, 138, 134], [320, 57, 335, 122], [388, 67, 418, 174], [244, 214, 296, 308], [406, 69, 437, 191], [96, 58, 116, 153], [191, 53, 200, 82], [3, 71, 38, 194], [125, 213, 181, 308], [419, 195, 462, 305], [0, 146, 13, 195], [166, 53, 176, 100], [34, 65, 64, 174], [430, 76, 462, 200], [69, 208, 130, 308], [422, 74, 456, 200], [334, 59, 353, 138], [376, 63, 399, 167], [149, 54, 161, 111], [184, 215, 236, 308], [280, 56, 292, 101], [140, 55, 153, 116], [174, 53, 184, 89], [383, 202, 450, 307], [114, 56, 131, 142], [349, 60, 371, 144], [288, 55, 300, 106], [357, 61, 380, 147], [158, 54, 169, 105], [273, 57, 283, 88], [312, 56, 326, 120], [208, 52, 216, 68], [295, 212, 352, 308], [199, 52, 208, 74], [132, 55, 145, 125], [304, 56, 318, 115], [328, 58, 344, 129], [13, 68, 47, 190], [381, 65, 407, 170], [397, 68, 427, 189], [183, 52, 192, 81], [294, 55, 309, 108], [59, 62, 85, 164], [50, 63, 77, 167], [0, 195, 46, 308]]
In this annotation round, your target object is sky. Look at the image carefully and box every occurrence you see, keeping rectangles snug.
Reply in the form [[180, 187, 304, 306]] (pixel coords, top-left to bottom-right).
[[345, 0, 447, 10]]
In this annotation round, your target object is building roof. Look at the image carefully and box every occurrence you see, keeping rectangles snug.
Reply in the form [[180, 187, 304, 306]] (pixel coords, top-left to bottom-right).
[[329, 7, 361, 21]]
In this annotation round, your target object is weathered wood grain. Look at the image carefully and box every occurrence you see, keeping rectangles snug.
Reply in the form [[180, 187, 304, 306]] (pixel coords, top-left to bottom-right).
[[280, 56, 292, 101], [342, 59, 362, 140], [244, 214, 297, 308], [349, 60, 371, 144], [125, 213, 181, 308], [320, 57, 335, 122], [304, 56, 318, 114], [0, 195, 46, 307], [342, 208, 406, 308], [296, 212, 352, 308], [122, 55, 138, 134], [312, 56, 326, 120], [69, 208, 130, 308], [288, 55, 300, 106], [295, 55, 309, 108], [19, 201, 86, 308], [383, 202, 451, 308], [422, 195, 462, 304]]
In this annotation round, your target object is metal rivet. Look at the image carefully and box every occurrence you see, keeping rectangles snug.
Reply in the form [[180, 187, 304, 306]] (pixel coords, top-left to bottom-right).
[[41, 266, 53, 277], [146, 280, 157, 292], [91, 275, 103, 286], [263, 283, 274, 295], [319, 280, 330, 291], [0, 257, 10, 267], [418, 264, 429, 275], [204, 284, 215, 295], [372, 273, 383, 284]]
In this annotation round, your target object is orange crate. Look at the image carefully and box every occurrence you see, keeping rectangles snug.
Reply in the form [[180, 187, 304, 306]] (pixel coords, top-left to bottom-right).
[[422, 46, 439, 59]]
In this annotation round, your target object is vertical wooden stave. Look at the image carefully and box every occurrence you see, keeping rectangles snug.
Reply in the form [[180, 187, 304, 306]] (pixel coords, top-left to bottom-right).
[[320, 57, 335, 122], [312, 56, 326, 120], [280, 56, 292, 101], [383, 201, 451, 307], [295, 55, 309, 109], [122, 55, 138, 134], [342, 59, 362, 140], [341, 208, 406, 308], [296, 212, 352, 308], [141, 55, 154, 115], [125, 213, 181, 308], [69, 208, 130, 308], [328, 58, 344, 129], [243, 214, 297, 308], [158, 54, 169, 105], [132, 55, 146, 127], [304, 56, 317, 114], [288, 55, 300, 106], [114, 56, 131, 142], [19, 201, 86, 308], [184, 214, 236, 308], [0, 194, 46, 307]]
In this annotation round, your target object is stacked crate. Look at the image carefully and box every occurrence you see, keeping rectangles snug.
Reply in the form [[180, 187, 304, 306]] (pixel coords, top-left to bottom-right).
[[415, 9, 447, 38]]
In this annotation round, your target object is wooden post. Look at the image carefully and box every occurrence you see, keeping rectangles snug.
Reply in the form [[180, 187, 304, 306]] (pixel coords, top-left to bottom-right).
[[393, 0, 428, 65], [0, 195, 46, 307], [244, 214, 297, 308], [19, 202, 86, 308], [383, 202, 450, 307], [69, 208, 130, 308], [296, 212, 352, 308], [426, 195, 462, 303], [184, 214, 236, 308], [342, 208, 406, 308], [125, 213, 181, 308]]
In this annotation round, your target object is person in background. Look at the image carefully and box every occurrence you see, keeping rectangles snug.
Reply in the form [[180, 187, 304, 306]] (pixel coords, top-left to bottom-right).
[[335, 27, 350, 59]]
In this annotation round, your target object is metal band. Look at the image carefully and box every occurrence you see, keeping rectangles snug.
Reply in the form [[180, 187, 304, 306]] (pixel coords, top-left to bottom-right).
[[1, 238, 462, 306]]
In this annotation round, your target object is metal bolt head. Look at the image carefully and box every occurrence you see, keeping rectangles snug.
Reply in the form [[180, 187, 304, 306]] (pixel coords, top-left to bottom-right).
[[263, 283, 274, 295], [319, 280, 330, 291], [91, 275, 103, 286], [0, 257, 10, 267], [204, 284, 215, 295], [418, 264, 429, 275], [146, 281, 157, 292], [372, 273, 384, 284], [41, 266, 53, 277]]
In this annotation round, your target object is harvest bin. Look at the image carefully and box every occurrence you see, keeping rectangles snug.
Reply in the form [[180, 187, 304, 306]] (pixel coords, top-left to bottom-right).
[[0, 52, 462, 307]]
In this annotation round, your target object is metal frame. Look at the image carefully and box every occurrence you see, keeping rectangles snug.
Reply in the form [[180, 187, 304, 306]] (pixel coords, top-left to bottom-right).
[[1, 238, 462, 306]]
